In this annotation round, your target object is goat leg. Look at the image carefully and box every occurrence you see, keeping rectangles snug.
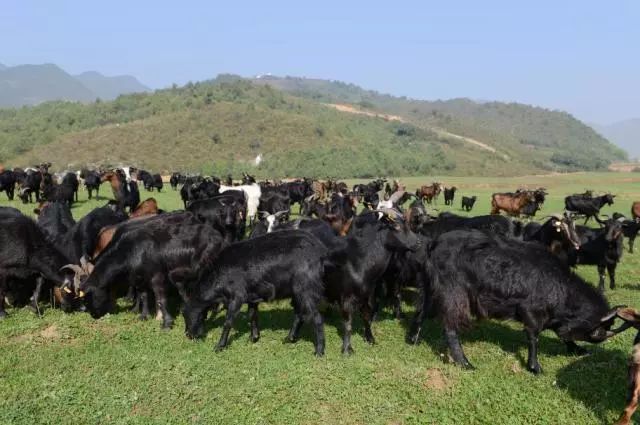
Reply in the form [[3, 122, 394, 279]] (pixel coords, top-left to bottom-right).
[[150, 273, 173, 329], [248, 302, 260, 343], [597, 264, 606, 292], [215, 299, 241, 352], [138, 291, 150, 320], [361, 299, 376, 345], [407, 288, 429, 345], [30, 276, 44, 314], [341, 306, 354, 355], [311, 311, 325, 357], [608, 263, 617, 290], [0, 274, 6, 319], [285, 313, 304, 343], [617, 343, 640, 425], [525, 328, 543, 374], [444, 327, 474, 370]]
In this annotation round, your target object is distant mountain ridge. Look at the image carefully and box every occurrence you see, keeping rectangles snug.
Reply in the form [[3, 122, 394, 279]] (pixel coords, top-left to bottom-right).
[[593, 119, 640, 158], [0, 63, 149, 108]]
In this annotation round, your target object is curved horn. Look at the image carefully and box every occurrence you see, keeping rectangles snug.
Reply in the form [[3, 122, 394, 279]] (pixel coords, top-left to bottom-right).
[[601, 304, 628, 323], [258, 211, 270, 219], [60, 264, 83, 274], [274, 210, 289, 218]]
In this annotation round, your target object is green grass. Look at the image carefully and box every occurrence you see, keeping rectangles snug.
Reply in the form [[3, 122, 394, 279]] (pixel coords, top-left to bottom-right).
[[1, 172, 640, 424]]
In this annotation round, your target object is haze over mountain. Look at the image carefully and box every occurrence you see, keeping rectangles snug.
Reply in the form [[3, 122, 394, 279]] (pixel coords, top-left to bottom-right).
[[593, 119, 640, 158], [0, 63, 149, 108]]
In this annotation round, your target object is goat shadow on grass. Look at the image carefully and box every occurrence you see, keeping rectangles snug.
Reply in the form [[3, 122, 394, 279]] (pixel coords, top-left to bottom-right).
[[555, 348, 629, 424], [400, 318, 608, 369], [201, 305, 380, 352]]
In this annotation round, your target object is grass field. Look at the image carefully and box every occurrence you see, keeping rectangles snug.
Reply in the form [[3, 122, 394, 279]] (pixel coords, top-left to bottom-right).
[[1, 172, 640, 424]]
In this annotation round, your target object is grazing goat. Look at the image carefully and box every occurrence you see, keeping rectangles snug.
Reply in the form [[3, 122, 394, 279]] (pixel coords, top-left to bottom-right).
[[408, 230, 626, 374], [0, 210, 75, 317], [78, 212, 226, 328]]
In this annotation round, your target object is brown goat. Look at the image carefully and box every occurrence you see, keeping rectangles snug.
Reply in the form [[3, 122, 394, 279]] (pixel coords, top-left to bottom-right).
[[490, 191, 536, 216], [416, 183, 443, 205], [616, 308, 640, 425], [632, 202, 640, 222], [130, 197, 160, 218], [92, 200, 159, 258]]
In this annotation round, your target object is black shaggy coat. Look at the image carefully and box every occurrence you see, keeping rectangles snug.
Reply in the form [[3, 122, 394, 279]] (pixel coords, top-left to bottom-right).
[[409, 230, 617, 374], [0, 211, 72, 317], [80, 212, 226, 328], [183, 230, 331, 355]]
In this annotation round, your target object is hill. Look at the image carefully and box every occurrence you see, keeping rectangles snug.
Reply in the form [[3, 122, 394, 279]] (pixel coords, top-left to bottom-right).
[[0, 63, 96, 107], [0, 63, 149, 107], [249, 76, 627, 171], [74, 71, 150, 100], [593, 119, 640, 158], [0, 75, 627, 177]]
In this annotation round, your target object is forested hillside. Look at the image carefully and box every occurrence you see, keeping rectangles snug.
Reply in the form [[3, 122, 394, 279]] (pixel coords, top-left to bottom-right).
[[0, 75, 626, 177]]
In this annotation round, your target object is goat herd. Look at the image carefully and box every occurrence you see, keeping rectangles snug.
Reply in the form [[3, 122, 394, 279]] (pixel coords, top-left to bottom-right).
[[2, 164, 640, 424]]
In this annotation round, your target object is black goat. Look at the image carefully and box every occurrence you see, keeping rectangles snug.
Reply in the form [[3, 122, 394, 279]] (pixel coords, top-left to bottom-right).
[[408, 230, 625, 374], [324, 210, 420, 354], [522, 214, 581, 261], [419, 212, 523, 239], [0, 170, 16, 200], [78, 212, 226, 328], [569, 217, 625, 291], [0, 210, 74, 317], [81, 169, 102, 200], [461, 196, 477, 212], [187, 194, 245, 242], [183, 230, 331, 355], [443, 187, 457, 206], [565, 193, 615, 224]]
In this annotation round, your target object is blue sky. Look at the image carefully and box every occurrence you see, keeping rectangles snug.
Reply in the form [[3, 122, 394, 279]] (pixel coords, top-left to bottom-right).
[[1, 1, 638, 124]]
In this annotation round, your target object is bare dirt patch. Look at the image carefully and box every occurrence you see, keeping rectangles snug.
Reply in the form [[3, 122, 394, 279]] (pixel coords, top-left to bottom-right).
[[422, 368, 450, 392], [40, 324, 61, 340]]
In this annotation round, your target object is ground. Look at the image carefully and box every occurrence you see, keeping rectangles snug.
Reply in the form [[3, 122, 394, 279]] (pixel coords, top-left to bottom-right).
[[1, 172, 639, 424]]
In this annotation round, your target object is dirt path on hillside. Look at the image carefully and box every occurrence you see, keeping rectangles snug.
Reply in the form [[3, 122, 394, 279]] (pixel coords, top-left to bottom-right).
[[325, 103, 499, 155]]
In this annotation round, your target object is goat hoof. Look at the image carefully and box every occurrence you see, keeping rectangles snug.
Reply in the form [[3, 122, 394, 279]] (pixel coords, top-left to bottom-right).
[[527, 364, 543, 375], [214, 344, 226, 353], [460, 361, 476, 371], [283, 336, 297, 344], [161, 322, 174, 330], [138, 314, 148, 321], [341, 346, 354, 356], [314, 350, 325, 357], [0, 311, 7, 320], [250, 334, 260, 343]]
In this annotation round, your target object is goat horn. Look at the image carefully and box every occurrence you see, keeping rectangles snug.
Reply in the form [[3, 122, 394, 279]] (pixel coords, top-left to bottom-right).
[[60, 264, 83, 274], [601, 305, 628, 323], [274, 210, 289, 218]]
